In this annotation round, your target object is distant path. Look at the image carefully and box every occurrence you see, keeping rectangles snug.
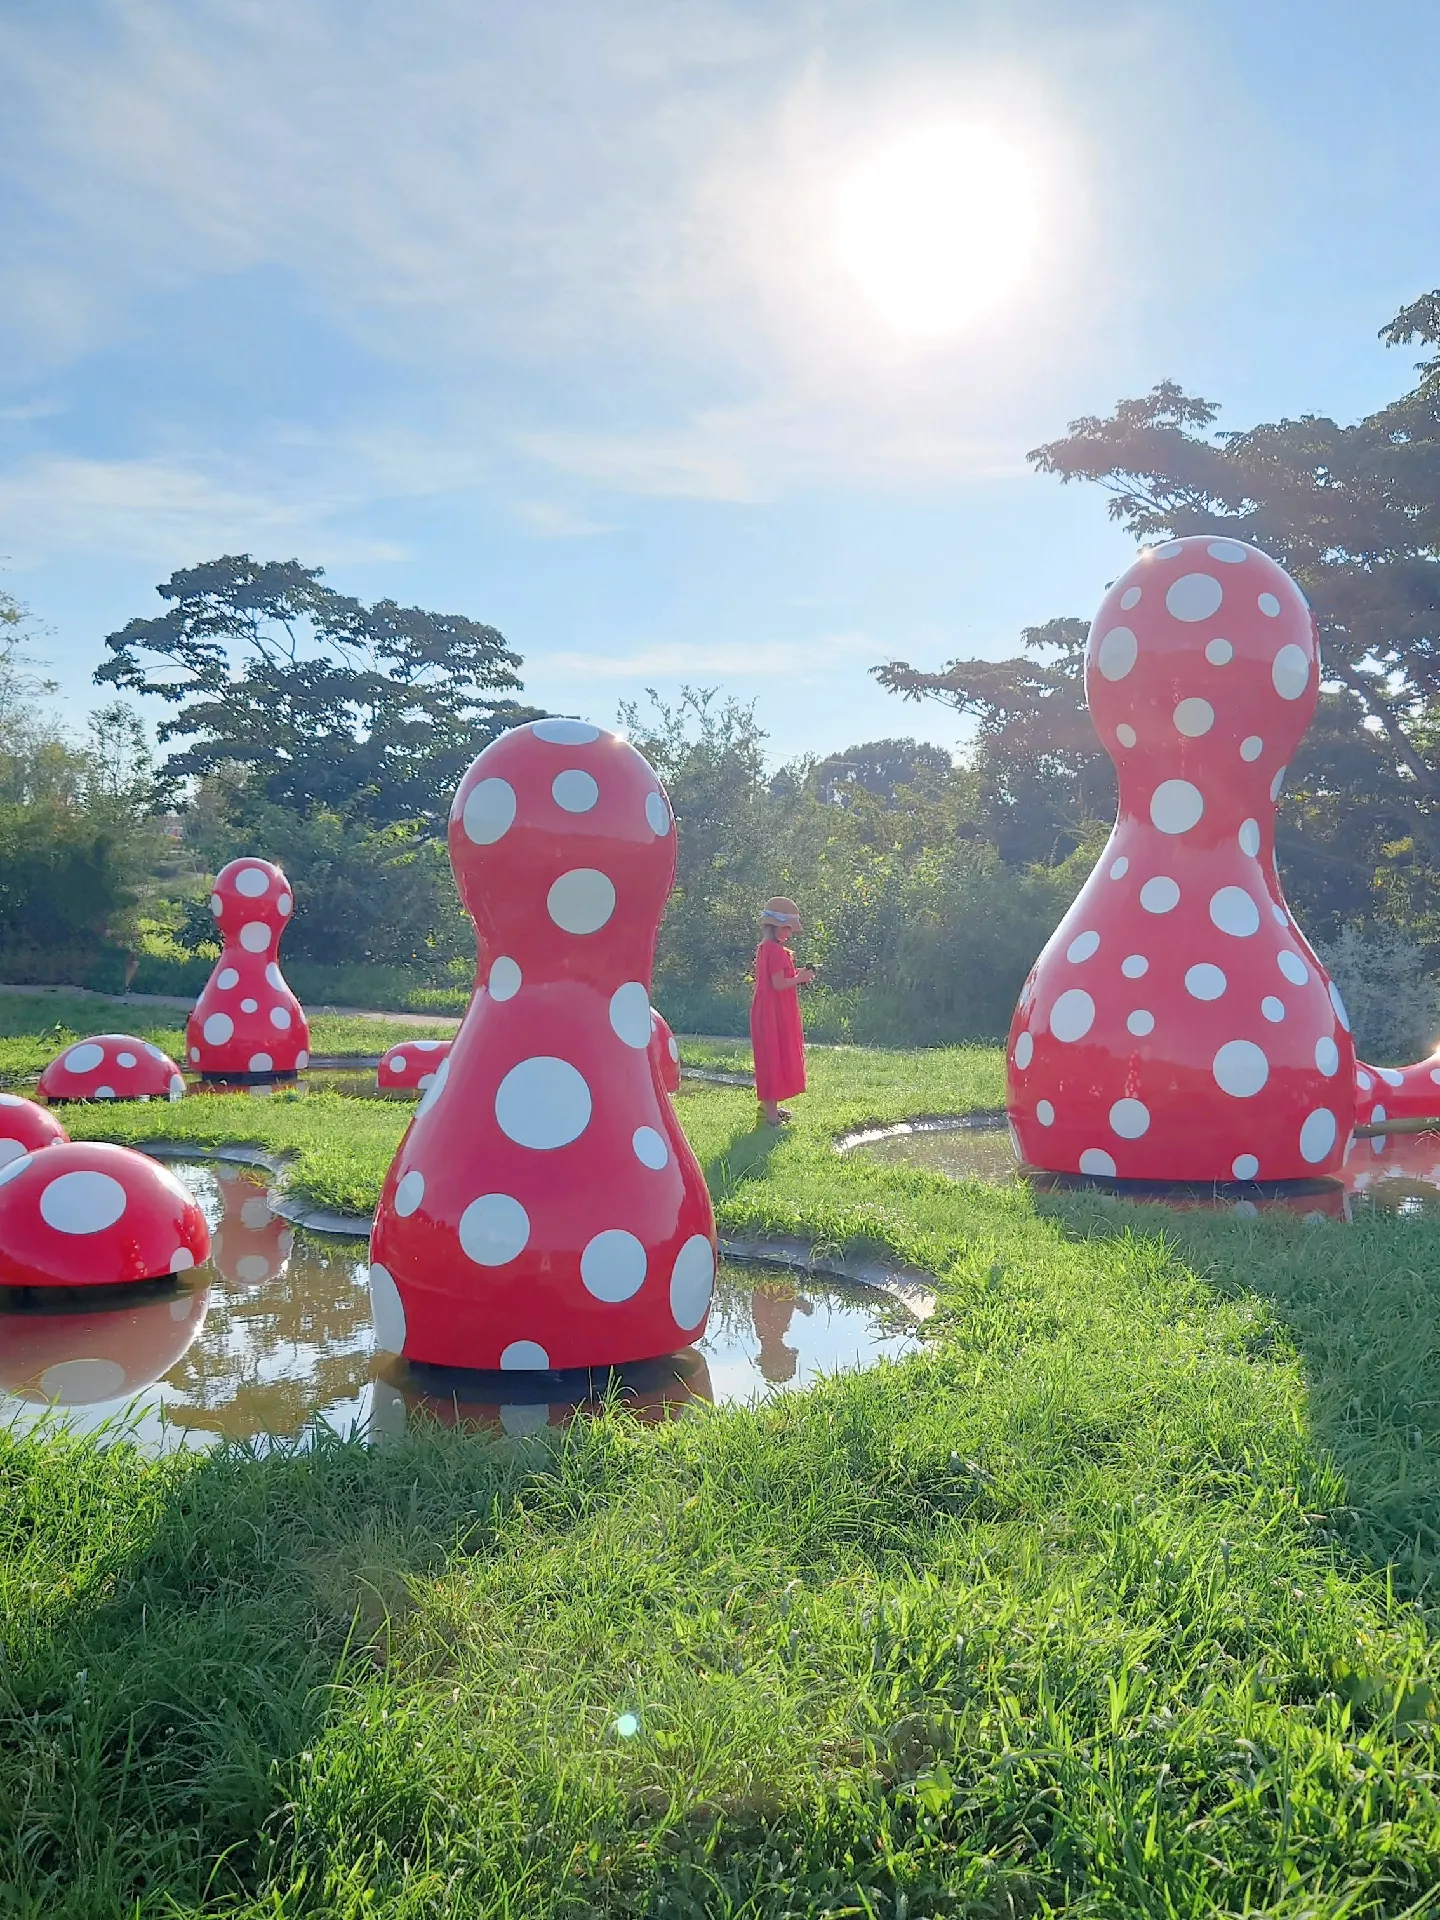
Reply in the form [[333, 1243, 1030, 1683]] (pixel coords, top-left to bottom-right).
[[0, 981, 461, 1030]]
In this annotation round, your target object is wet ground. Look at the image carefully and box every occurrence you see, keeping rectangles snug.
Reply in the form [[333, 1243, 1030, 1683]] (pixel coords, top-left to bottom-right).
[[851, 1116, 1440, 1218], [0, 1161, 920, 1451]]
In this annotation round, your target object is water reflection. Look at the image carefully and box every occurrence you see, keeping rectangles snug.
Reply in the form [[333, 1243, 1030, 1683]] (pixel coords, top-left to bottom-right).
[[0, 1160, 919, 1452]]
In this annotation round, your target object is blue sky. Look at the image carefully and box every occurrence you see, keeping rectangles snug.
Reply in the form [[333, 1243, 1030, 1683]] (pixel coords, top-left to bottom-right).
[[2, 0, 1437, 766]]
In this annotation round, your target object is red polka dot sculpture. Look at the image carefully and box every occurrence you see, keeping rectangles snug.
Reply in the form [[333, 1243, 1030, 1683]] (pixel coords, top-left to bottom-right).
[[650, 1010, 681, 1096], [1353, 1052, 1440, 1126], [209, 1166, 294, 1288], [1008, 535, 1355, 1184], [368, 718, 717, 1371], [0, 1142, 211, 1287], [0, 1093, 68, 1165], [38, 1036, 185, 1103], [187, 859, 309, 1079], [376, 1039, 452, 1092]]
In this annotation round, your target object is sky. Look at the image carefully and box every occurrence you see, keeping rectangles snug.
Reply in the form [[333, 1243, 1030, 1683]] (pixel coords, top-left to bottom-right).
[[1, 0, 1438, 768]]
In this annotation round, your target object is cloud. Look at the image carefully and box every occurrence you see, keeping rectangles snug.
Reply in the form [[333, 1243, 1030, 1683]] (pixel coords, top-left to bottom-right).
[[513, 499, 617, 538], [531, 631, 877, 680]]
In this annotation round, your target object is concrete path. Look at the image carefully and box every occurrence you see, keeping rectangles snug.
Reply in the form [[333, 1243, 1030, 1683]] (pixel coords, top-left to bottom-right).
[[0, 981, 461, 1029]]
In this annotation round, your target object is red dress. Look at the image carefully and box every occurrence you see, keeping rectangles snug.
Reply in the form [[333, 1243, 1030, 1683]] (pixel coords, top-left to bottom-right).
[[750, 939, 806, 1102]]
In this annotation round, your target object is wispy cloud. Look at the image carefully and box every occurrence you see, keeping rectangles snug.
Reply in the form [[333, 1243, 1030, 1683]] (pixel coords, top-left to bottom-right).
[[532, 631, 877, 680]]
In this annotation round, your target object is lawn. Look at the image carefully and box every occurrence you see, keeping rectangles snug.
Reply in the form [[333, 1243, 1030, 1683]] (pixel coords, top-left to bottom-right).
[[4, 1022, 1440, 1916]]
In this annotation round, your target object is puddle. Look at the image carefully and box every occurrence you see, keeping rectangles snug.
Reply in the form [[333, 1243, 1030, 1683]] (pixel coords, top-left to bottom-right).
[[0, 1160, 919, 1451], [851, 1116, 1440, 1219]]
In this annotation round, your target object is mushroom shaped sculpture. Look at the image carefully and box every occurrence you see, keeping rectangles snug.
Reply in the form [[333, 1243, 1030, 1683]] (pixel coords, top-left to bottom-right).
[[0, 1092, 69, 1166], [208, 1165, 294, 1287], [0, 1142, 210, 1288], [0, 1285, 210, 1408], [1350, 1052, 1440, 1128], [377, 1039, 452, 1092], [38, 1036, 186, 1104], [369, 718, 718, 1371], [649, 1010, 681, 1095], [370, 1346, 713, 1438], [187, 858, 309, 1078]]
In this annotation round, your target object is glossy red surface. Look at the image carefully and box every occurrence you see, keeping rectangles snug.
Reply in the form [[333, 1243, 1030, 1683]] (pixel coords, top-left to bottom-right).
[[0, 1092, 69, 1161], [649, 1009, 681, 1095], [186, 858, 310, 1077], [369, 719, 716, 1370], [0, 1284, 209, 1403], [37, 1034, 184, 1104], [376, 1038, 452, 1091], [0, 1142, 211, 1288]]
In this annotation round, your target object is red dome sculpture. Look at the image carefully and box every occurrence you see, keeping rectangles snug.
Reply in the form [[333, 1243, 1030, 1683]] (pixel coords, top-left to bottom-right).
[[38, 1035, 185, 1104], [187, 859, 309, 1078], [0, 1093, 69, 1165], [1350, 1052, 1440, 1126], [1008, 536, 1354, 1183], [650, 1010, 681, 1095], [0, 1286, 209, 1406], [0, 1142, 210, 1287], [377, 1039, 452, 1092], [368, 718, 717, 1370]]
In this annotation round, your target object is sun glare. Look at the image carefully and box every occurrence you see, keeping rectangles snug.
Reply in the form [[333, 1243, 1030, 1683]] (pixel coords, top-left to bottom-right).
[[832, 124, 1038, 338]]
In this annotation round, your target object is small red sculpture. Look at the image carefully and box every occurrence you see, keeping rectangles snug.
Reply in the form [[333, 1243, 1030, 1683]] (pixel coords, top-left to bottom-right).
[[649, 1010, 681, 1095], [1008, 536, 1354, 1183], [0, 1286, 209, 1407], [0, 1142, 210, 1287], [377, 1039, 452, 1092], [209, 1165, 293, 1287], [0, 1093, 69, 1165], [1351, 1051, 1440, 1126], [369, 718, 716, 1370], [187, 859, 309, 1078], [38, 1036, 185, 1103]]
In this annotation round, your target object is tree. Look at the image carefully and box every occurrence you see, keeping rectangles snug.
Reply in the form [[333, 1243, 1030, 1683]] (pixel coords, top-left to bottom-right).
[[805, 738, 955, 806], [96, 555, 539, 826]]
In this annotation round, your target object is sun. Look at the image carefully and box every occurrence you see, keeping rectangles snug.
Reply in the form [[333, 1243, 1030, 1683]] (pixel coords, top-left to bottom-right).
[[832, 124, 1038, 338]]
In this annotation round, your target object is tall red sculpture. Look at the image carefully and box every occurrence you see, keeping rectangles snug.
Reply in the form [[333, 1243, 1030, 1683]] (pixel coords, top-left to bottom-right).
[[187, 859, 309, 1078], [369, 719, 716, 1370], [1008, 536, 1354, 1183]]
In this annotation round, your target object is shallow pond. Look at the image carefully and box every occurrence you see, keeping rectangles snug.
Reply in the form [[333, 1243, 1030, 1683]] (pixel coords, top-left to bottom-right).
[[0, 1160, 919, 1451]]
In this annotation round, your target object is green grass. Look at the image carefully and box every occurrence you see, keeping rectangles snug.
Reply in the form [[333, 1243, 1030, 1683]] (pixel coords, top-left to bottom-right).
[[5, 1028, 1440, 1915]]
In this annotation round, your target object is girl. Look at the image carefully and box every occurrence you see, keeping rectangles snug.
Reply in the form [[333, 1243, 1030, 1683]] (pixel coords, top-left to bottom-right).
[[749, 897, 815, 1126]]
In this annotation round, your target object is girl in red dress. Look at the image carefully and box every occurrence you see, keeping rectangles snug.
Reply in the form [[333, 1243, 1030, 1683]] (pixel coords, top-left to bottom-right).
[[749, 896, 815, 1126]]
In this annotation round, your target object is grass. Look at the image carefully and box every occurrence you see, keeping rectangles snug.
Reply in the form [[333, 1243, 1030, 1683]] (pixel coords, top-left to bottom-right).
[[5, 1021, 1440, 1915]]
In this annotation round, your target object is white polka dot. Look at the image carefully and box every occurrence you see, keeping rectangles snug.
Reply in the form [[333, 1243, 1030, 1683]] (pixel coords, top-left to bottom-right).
[[552, 768, 599, 813], [1271, 903, 1287, 926], [1035, 1100, 1055, 1126], [394, 1170, 425, 1217], [94, 1087, 116, 1100], [240, 1196, 271, 1230], [495, 1056, 592, 1148], [189, 1047, 200, 1063], [417, 1053, 449, 1117], [1213, 1040, 1269, 1098], [1096, 627, 1138, 679], [1271, 644, 1310, 700], [38, 1357, 128, 1403], [500, 1339, 552, 1370], [531, 719, 600, 744], [633, 1126, 669, 1169], [1185, 964, 1226, 1001], [239, 922, 272, 954], [1157, 540, 1183, 558], [488, 956, 522, 1000], [1121, 953, 1148, 978], [39, 1170, 128, 1235], [1014, 1031, 1034, 1069], [215, 968, 239, 990], [1270, 766, 1287, 801], [277, 893, 292, 916], [1329, 981, 1351, 1032], [1209, 887, 1260, 937], [1237, 819, 1261, 858], [670, 1235, 714, 1330], [1109, 857, 1129, 880], [1240, 736, 1264, 762], [64, 1043, 105, 1074], [145, 1044, 167, 1063], [368, 1264, 407, 1352], [414, 1041, 443, 1052], [234, 867, 269, 898], [667, 1036, 679, 1061], [266, 963, 283, 989], [1109, 1099, 1149, 1139], [1151, 780, 1204, 834], [235, 1254, 271, 1284], [1126, 1009, 1154, 1036], [1049, 989, 1095, 1043], [1379, 1067, 1404, 1088], [1299, 1109, 1337, 1164], [1230, 1153, 1259, 1181], [0, 1139, 26, 1168], [0, 1151, 32, 1188], [547, 869, 616, 935], [1066, 931, 1100, 963], [116, 1051, 136, 1069], [1173, 697, 1215, 737], [1277, 951, 1308, 985], [248, 1054, 273, 1073], [1430, 1069, 1440, 1087], [1079, 1148, 1117, 1177], [1261, 997, 1285, 1023], [210, 894, 222, 916], [170, 1247, 195, 1272], [645, 791, 671, 835], [1166, 573, 1223, 622], [1140, 876, 1181, 915], [203, 1013, 234, 1044], [459, 1192, 530, 1265], [1116, 724, 1137, 748], [390, 1053, 408, 1073], [1315, 1037, 1339, 1076], [1205, 640, 1235, 668], [1359, 1070, 1374, 1091], [581, 1230, 647, 1302], [1120, 585, 1142, 609], [462, 777, 517, 845], [1258, 592, 1281, 617], [609, 982, 653, 1048], [270, 1006, 292, 1029], [241, 999, 258, 1014]]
